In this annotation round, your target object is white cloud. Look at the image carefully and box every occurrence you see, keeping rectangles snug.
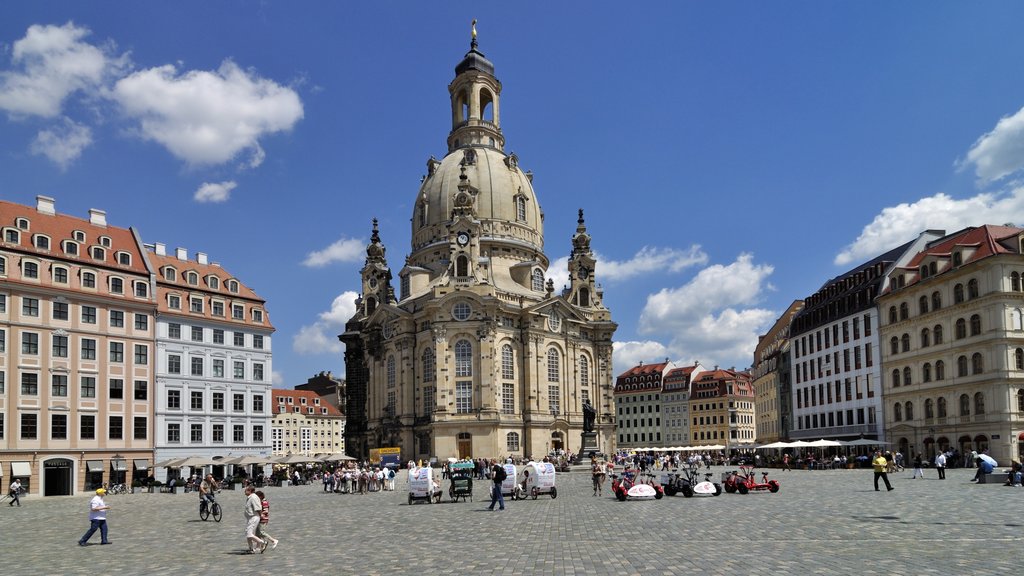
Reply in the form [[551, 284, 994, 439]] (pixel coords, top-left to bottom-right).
[[193, 180, 237, 203], [612, 341, 674, 376], [600, 245, 708, 281], [303, 237, 365, 267], [635, 254, 776, 371], [834, 188, 1024, 266], [112, 59, 303, 166], [0, 22, 127, 118], [30, 116, 92, 168], [960, 106, 1024, 183], [547, 256, 569, 292], [293, 291, 359, 355], [271, 371, 285, 386]]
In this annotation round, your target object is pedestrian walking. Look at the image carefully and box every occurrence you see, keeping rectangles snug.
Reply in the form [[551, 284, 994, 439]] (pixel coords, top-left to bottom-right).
[[782, 453, 791, 472], [911, 453, 924, 479], [591, 457, 605, 497], [243, 486, 264, 553], [873, 450, 894, 491], [8, 478, 22, 506], [486, 459, 505, 511], [934, 452, 946, 480], [254, 490, 279, 552], [78, 488, 111, 546]]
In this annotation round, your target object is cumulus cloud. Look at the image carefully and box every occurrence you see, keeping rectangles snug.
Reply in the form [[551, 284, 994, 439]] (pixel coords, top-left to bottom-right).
[[271, 371, 285, 386], [293, 291, 359, 355], [612, 341, 674, 376], [193, 180, 237, 203], [635, 254, 776, 370], [302, 237, 365, 267], [0, 22, 128, 118], [834, 188, 1024, 266], [600, 245, 708, 281], [547, 256, 570, 292], [112, 59, 303, 166], [960, 106, 1024, 184], [30, 116, 92, 168]]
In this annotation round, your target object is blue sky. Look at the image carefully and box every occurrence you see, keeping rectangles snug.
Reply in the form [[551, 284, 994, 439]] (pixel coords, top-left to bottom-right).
[[4, 2, 1024, 386]]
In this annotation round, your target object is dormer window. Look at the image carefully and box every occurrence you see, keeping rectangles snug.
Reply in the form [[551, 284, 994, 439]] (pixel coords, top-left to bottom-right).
[[515, 195, 527, 221], [82, 271, 96, 288], [163, 267, 176, 281], [15, 217, 29, 230], [227, 279, 239, 293], [168, 294, 181, 309], [190, 297, 203, 313], [207, 276, 220, 290], [63, 241, 78, 256], [953, 252, 963, 267], [91, 246, 105, 260], [33, 235, 50, 250], [109, 277, 123, 294], [252, 309, 263, 323], [99, 236, 111, 248], [73, 230, 85, 242], [23, 260, 39, 279], [232, 304, 244, 320], [5, 229, 20, 243], [532, 269, 544, 292], [186, 271, 198, 286], [134, 281, 148, 298], [117, 252, 131, 266]]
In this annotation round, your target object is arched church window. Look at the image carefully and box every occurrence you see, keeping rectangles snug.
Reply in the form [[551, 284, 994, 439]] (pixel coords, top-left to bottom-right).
[[422, 348, 436, 382], [578, 287, 590, 307], [547, 348, 560, 382], [532, 269, 544, 292], [455, 255, 469, 277], [501, 345, 514, 380], [516, 196, 526, 222], [579, 356, 590, 388], [455, 340, 473, 377]]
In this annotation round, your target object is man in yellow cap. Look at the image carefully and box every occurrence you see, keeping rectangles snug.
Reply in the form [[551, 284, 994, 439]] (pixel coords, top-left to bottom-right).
[[78, 488, 111, 546]]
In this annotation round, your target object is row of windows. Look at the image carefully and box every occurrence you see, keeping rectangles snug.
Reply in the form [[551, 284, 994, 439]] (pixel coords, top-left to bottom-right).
[[1, 232, 130, 264], [617, 404, 662, 415], [166, 390, 264, 412], [4, 371, 148, 400], [2, 330, 150, 364], [166, 324, 265, 348], [795, 344, 874, 384], [890, 352, 987, 386], [160, 266, 242, 294], [892, 393, 986, 421], [0, 257, 149, 297], [166, 294, 264, 322], [166, 423, 263, 444], [165, 355, 265, 381], [11, 413, 147, 441], [6, 297, 151, 328], [889, 316, 980, 355], [618, 432, 663, 444], [797, 377, 875, 409], [796, 407, 873, 430], [793, 314, 873, 358], [887, 279, 981, 325]]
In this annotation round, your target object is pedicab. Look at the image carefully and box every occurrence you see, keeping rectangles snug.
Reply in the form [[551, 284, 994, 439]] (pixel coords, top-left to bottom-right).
[[497, 462, 520, 500], [520, 461, 557, 499], [448, 461, 475, 502], [611, 468, 664, 501], [407, 465, 442, 505]]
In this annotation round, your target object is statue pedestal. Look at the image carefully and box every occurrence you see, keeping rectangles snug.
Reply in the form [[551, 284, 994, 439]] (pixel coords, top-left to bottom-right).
[[581, 432, 599, 456]]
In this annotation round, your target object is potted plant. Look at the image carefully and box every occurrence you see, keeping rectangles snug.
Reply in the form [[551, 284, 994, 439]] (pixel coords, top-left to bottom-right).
[[131, 479, 143, 493]]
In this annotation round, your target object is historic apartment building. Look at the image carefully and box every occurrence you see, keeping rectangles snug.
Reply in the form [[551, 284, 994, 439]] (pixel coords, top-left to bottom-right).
[[270, 388, 345, 456], [0, 197, 155, 496], [688, 368, 755, 448], [661, 363, 703, 445], [149, 244, 274, 481], [752, 300, 803, 444], [341, 31, 617, 461], [879, 225, 1024, 464], [614, 361, 672, 449], [788, 231, 943, 444]]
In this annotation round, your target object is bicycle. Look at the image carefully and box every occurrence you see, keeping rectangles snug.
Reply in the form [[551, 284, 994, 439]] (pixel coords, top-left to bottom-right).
[[107, 483, 129, 495], [199, 497, 222, 522]]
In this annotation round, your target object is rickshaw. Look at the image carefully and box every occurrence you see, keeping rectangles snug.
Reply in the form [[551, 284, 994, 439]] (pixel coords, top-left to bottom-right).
[[520, 461, 557, 499], [407, 465, 442, 505], [448, 461, 475, 502], [498, 463, 519, 499]]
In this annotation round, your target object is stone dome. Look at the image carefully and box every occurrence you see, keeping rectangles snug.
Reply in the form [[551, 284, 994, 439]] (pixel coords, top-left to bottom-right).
[[409, 145, 544, 257]]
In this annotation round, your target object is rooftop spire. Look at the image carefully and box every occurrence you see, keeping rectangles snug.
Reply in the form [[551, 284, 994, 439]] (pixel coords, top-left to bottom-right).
[[471, 18, 478, 49]]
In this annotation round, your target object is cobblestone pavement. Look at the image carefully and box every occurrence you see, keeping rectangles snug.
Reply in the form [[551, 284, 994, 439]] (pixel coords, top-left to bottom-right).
[[2, 466, 1020, 575]]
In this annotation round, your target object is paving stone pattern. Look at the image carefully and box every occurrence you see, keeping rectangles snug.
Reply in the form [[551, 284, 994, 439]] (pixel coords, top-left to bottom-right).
[[1, 466, 1020, 575]]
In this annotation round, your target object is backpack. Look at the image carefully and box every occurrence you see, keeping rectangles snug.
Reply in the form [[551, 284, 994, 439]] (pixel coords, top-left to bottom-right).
[[493, 466, 507, 482]]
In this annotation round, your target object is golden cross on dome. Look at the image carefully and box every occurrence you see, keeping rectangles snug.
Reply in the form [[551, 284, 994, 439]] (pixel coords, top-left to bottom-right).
[[472, 19, 477, 40]]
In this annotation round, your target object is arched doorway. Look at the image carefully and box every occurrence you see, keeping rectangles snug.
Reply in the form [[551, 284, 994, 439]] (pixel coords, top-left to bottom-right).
[[974, 434, 989, 453], [43, 458, 73, 496], [457, 432, 472, 459], [897, 437, 909, 459], [551, 431, 564, 453], [923, 437, 935, 459]]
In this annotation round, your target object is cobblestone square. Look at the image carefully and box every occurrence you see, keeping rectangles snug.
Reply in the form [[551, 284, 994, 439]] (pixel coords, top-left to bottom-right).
[[2, 466, 1019, 575]]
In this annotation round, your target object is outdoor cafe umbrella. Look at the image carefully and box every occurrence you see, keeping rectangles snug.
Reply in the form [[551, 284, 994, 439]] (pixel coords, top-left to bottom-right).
[[174, 456, 220, 468], [154, 457, 185, 468], [276, 454, 318, 465], [322, 454, 356, 462], [223, 455, 275, 466]]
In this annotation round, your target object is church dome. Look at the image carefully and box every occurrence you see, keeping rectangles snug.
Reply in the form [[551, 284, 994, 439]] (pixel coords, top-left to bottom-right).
[[410, 146, 544, 256]]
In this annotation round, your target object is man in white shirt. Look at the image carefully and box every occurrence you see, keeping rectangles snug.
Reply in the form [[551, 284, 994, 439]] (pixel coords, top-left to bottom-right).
[[935, 452, 947, 480], [78, 488, 111, 546], [8, 479, 22, 506]]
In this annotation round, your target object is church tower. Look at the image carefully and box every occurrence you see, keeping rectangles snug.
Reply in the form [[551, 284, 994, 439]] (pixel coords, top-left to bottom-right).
[[343, 23, 617, 461]]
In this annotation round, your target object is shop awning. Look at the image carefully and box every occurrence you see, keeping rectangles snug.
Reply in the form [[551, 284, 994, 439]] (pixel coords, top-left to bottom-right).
[[133, 459, 150, 471], [86, 460, 104, 473], [12, 461, 31, 477], [110, 459, 127, 472]]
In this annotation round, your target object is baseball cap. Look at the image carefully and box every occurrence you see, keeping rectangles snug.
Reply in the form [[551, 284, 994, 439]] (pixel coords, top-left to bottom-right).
[[96, 488, 107, 495]]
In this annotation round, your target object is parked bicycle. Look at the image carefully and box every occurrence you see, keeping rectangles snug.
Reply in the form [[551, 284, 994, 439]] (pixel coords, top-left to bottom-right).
[[106, 483, 129, 495]]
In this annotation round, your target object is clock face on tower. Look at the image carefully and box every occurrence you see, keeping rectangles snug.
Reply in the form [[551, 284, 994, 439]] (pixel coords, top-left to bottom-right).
[[456, 232, 470, 247], [578, 266, 590, 280]]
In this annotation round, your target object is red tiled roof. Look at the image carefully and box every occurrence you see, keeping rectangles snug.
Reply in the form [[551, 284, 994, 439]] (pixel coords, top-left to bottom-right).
[[886, 225, 1023, 293], [271, 388, 342, 416]]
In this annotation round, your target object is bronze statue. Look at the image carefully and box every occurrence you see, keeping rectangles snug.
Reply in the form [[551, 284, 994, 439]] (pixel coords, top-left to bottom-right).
[[582, 400, 596, 433]]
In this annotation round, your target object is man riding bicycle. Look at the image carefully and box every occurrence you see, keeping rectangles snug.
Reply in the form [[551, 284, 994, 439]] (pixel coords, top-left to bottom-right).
[[199, 474, 219, 510]]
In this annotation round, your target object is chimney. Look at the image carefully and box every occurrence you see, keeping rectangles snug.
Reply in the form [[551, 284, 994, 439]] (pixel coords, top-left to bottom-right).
[[175, 247, 188, 260], [196, 252, 208, 265], [88, 208, 107, 227], [36, 195, 56, 215], [154, 242, 166, 256]]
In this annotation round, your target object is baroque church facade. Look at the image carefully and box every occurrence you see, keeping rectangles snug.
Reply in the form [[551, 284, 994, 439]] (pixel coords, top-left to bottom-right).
[[341, 31, 617, 461]]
